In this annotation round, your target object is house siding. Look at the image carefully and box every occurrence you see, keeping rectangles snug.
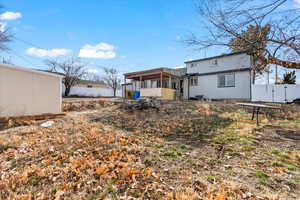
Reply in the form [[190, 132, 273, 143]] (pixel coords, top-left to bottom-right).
[[188, 71, 251, 99], [185, 52, 252, 100], [187, 53, 251, 74]]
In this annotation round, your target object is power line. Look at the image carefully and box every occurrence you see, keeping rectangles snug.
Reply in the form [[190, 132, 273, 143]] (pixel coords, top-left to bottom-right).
[[13, 36, 46, 50], [7, 49, 39, 67]]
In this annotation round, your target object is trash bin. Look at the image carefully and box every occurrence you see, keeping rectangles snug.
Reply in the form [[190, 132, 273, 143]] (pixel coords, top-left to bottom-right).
[[133, 91, 140, 99]]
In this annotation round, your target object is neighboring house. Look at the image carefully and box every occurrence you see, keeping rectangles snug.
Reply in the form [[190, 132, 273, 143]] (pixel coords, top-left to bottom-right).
[[39, 70, 108, 88], [62, 79, 119, 97], [40, 70, 116, 97], [0, 64, 63, 117], [123, 51, 254, 100], [76, 80, 108, 88]]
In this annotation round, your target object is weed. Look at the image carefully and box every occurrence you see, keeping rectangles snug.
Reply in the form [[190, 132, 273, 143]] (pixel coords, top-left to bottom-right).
[[271, 161, 285, 167], [163, 151, 182, 158], [0, 144, 16, 153], [226, 147, 242, 157], [241, 145, 256, 152], [27, 176, 42, 186], [87, 192, 100, 200], [144, 158, 152, 166], [255, 170, 269, 183], [168, 170, 178, 175], [207, 175, 219, 183], [270, 149, 281, 155]]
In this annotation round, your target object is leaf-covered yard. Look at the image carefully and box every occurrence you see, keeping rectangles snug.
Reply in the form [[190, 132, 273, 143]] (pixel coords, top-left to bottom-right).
[[0, 100, 299, 199]]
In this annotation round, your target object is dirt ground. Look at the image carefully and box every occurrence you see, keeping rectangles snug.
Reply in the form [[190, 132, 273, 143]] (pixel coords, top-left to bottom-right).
[[0, 100, 299, 199]]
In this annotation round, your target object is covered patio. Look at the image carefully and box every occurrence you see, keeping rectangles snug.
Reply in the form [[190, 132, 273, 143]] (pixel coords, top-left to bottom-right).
[[123, 68, 182, 100]]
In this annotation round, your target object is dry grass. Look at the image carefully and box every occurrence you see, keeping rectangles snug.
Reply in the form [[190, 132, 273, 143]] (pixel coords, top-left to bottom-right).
[[0, 100, 299, 199]]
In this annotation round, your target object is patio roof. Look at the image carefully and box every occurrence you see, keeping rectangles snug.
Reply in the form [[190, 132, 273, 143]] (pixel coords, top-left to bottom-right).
[[124, 68, 180, 80]]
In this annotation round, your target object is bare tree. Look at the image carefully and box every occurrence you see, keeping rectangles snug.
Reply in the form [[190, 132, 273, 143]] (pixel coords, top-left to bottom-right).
[[0, 24, 11, 51], [102, 67, 121, 97], [45, 57, 87, 96], [185, 0, 300, 73]]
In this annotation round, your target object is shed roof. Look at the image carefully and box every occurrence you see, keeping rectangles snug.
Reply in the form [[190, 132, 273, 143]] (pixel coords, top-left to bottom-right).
[[0, 63, 64, 78]]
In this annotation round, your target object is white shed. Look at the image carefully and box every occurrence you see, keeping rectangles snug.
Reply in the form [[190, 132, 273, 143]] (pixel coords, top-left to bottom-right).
[[0, 64, 63, 117]]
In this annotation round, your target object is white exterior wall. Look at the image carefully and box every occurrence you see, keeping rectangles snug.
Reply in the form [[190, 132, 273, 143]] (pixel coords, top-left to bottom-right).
[[185, 53, 252, 99], [251, 84, 300, 103], [0, 64, 62, 117], [188, 71, 251, 99], [186, 53, 251, 74]]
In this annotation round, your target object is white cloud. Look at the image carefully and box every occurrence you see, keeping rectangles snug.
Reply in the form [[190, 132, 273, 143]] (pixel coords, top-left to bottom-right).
[[174, 65, 185, 69], [86, 68, 100, 73], [294, 0, 300, 8], [26, 47, 71, 57], [0, 22, 7, 32], [0, 11, 22, 20], [78, 42, 116, 59]]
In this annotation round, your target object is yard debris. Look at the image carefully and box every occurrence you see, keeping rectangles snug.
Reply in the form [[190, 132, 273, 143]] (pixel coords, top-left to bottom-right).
[[0, 113, 65, 123], [63, 99, 120, 112], [40, 121, 55, 127], [122, 98, 161, 111]]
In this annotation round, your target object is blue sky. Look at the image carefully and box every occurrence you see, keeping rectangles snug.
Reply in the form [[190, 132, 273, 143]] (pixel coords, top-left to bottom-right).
[[0, 0, 210, 74], [0, 0, 299, 83]]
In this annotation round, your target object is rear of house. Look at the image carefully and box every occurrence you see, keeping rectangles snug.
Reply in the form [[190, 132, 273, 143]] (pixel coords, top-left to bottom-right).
[[123, 68, 186, 100], [0, 64, 62, 117], [184, 52, 253, 100]]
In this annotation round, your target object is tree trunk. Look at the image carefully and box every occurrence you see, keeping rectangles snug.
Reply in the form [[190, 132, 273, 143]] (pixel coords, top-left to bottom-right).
[[254, 52, 300, 70], [65, 86, 71, 97], [113, 88, 116, 97]]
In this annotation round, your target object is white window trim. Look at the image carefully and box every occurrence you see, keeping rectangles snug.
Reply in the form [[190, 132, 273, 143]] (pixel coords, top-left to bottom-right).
[[190, 76, 198, 86], [217, 73, 235, 88]]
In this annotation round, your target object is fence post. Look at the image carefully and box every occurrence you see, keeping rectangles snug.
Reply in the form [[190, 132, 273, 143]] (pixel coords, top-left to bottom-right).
[[284, 85, 287, 103], [272, 85, 274, 103]]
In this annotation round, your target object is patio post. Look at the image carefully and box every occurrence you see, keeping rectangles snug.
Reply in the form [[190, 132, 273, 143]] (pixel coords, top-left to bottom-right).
[[160, 72, 163, 88], [124, 77, 126, 99]]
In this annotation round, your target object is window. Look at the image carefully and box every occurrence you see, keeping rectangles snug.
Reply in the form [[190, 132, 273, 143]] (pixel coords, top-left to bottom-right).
[[141, 80, 147, 88], [212, 59, 218, 66], [157, 80, 161, 88], [151, 80, 156, 88], [162, 80, 168, 88], [190, 77, 198, 86], [218, 73, 235, 88], [190, 63, 197, 67], [172, 82, 177, 89]]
